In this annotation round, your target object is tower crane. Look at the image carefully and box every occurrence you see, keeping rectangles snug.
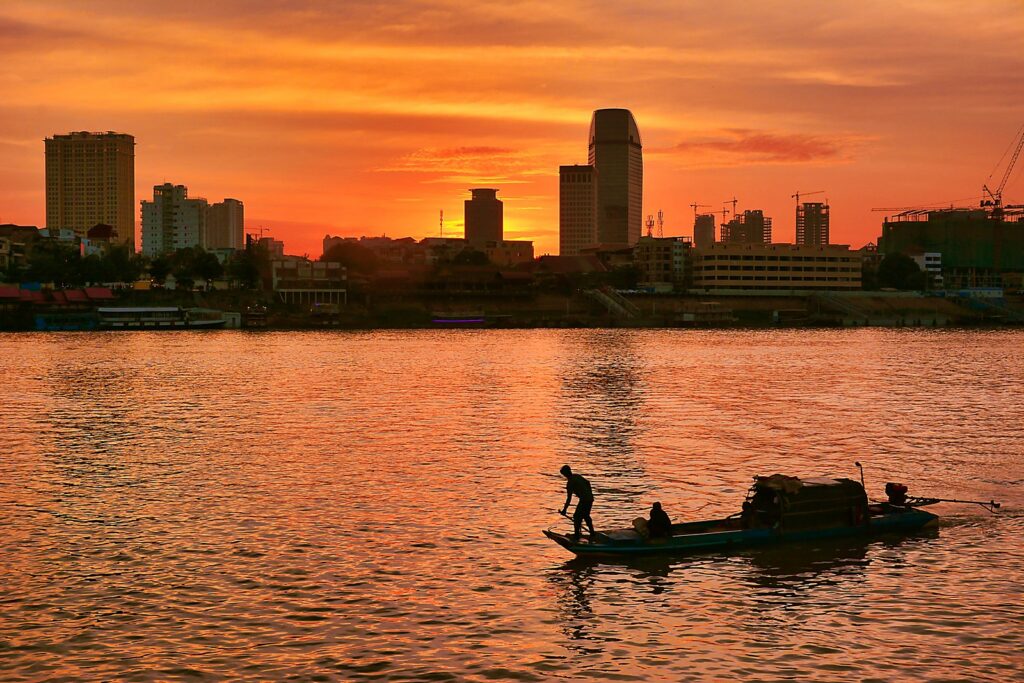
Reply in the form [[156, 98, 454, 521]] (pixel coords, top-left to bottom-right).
[[982, 123, 1024, 214], [690, 202, 711, 217], [792, 190, 825, 204], [724, 196, 739, 216]]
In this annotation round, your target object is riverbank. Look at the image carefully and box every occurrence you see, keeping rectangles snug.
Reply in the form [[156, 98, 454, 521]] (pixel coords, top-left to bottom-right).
[[3, 287, 1023, 330]]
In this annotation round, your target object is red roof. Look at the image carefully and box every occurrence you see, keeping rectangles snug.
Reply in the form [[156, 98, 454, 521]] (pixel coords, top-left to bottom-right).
[[0, 286, 19, 300], [65, 289, 89, 302], [84, 287, 115, 300], [19, 290, 45, 303], [50, 291, 69, 305]]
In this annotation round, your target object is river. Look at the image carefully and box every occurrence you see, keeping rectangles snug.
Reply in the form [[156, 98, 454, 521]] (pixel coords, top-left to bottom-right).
[[1, 329, 1022, 681]]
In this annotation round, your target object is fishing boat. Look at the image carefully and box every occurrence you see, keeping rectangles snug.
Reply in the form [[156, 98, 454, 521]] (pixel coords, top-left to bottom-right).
[[544, 473, 999, 558]]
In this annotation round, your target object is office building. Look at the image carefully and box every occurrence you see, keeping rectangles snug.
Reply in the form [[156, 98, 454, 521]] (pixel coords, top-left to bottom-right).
[[205, 199, 244, 250], [464, 189, 503, 247], [694, 214, 716, 250], [796, 202, 830, 246], [559, 165, 597, 255], [693, 243, 861, 290], [588, 109, 643, 245], [722, 209, 772, 244], [45, 131, 135, 250], [140, 183, 208, 258]]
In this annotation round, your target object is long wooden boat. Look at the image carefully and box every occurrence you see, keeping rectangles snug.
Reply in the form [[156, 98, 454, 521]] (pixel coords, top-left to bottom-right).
[[544, 474, 942, 558]]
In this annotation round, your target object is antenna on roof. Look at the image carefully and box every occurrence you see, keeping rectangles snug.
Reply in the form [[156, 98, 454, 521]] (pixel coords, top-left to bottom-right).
[[440, 209, 444, 237], [657, 209, 664, 238]]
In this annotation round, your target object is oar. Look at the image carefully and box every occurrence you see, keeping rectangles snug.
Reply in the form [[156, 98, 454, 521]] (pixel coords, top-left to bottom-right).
[[911, 496, 1001, 513]]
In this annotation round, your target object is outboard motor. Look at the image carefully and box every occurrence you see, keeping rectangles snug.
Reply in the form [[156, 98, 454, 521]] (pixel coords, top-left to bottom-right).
[[885, 482, 908, 505]]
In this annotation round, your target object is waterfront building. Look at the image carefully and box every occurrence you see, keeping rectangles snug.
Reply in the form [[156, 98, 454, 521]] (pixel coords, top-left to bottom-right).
[[205, 199, 244, 250], [559, 164, 597, 255], [483, 240, 534, 268], [272, 260, 347, 305], [796, 202, 830, 246], [589, 109, 643, 246], [722, 209, 772, 244], [464, 189, 503, 247], [880, 208, 1024, 288], [633, 236, 692, 291], [45, 131, 135, 250], [140, 183, 208, 258], [694, 214, 716, 250], [693, 243, 861, 290]]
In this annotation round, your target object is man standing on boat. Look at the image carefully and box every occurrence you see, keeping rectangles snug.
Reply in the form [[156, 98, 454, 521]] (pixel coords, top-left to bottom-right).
[[559, 465, 595, 539]]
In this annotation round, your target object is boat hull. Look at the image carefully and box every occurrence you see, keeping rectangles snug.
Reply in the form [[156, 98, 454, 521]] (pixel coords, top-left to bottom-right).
[[544, 509, 939, 558]]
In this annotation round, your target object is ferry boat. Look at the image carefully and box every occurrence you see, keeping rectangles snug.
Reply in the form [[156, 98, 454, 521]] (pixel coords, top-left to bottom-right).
[[543, 474, 995, 559], [97, 307, 226, 330]]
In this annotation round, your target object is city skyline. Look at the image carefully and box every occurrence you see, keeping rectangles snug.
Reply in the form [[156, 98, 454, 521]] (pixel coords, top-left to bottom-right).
[[1, 1, 1023, 257]]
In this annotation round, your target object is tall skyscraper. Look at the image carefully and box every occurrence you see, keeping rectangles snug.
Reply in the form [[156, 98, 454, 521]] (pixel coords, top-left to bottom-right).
[[45, 131, 135, 250], [693, 214, 716, 249], [588, 109, 643, 245], [464, 188, 503, 247], [796, 202, 830, 246], [722, 209, 772, 244], [140, 183, 208, 258], [559, 164, 597, 255], [205, 198, 245, 250]]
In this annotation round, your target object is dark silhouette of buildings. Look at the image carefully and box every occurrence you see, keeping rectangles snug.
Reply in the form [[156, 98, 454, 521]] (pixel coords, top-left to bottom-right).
[[796, 202, 830, 246], [464, 188, 503, 247], [722, 209, 772, 244], [694, 214, 716, 249], [589, 109, 643, 246], [559, 165, 597, 255]]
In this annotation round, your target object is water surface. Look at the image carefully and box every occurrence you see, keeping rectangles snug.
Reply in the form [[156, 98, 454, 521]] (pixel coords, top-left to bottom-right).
[[2, 329, 1022, 681]]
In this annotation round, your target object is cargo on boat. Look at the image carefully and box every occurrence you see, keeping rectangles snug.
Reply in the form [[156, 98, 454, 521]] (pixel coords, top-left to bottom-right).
[[544, 474, 942, 558]]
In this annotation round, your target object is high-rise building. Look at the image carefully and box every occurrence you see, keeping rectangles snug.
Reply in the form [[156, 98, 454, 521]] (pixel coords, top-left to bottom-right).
[[205, 198, 244, 250], [694, 214, 716, 249], [45, 131, 135, 250], [588, 109, 643, 245], [722, 209, 772, 244], [464, 188, 503, 247], [140, 183, 208, 258], [559, 164, 597, 255], [796, 202, 830, 246]]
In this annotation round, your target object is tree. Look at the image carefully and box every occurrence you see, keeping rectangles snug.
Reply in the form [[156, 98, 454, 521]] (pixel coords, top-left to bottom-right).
[[877, 253, 927, 290], [452, 248, 490, 266], [194, 251, 224, 286], [24, 241, 82, 287], [321, 241, 378, 274], [149, 256, 171, 285]]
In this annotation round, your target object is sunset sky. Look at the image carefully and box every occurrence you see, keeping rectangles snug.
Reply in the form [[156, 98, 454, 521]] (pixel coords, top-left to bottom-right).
[[1, 0, 1023, 256]]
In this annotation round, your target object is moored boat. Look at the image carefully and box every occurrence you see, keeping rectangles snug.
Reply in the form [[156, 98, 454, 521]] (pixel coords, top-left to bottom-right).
[[97, 306, 226, 330], [544, 474, 949, 558]]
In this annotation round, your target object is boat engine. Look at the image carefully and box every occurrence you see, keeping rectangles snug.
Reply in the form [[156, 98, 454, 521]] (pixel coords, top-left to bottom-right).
[[885, 482, 908, 505]]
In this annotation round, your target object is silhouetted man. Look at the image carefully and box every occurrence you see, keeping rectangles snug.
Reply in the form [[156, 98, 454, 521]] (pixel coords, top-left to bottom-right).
[[560, 465, 595, 539], [648, 502, 672, 539]]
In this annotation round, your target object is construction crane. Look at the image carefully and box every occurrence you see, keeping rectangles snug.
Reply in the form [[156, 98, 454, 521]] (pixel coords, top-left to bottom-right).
[[657, 209, 664, 238], [982, 123, 1024, 214], [792, 190, 825, 204], [724, 196, 739, 216], [646, 214, 655, 238], [690, 202, 711, 217]]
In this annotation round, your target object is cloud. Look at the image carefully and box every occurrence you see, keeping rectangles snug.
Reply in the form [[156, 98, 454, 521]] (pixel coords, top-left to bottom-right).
[[649, 129, 862, 167]]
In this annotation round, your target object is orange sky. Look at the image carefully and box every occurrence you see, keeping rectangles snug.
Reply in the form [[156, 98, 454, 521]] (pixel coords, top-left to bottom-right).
[[1, 0, 1023, 256]]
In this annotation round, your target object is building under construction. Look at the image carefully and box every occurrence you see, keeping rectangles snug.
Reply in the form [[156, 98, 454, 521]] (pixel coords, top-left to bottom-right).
[[693, 214, 716, 249], [880, 207, 1024, 288], [721, 209, 772, 244], [796, 202, 830, 246]]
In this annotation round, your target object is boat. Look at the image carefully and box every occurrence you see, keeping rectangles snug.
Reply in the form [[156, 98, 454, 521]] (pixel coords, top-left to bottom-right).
[[544, 474, 966, 558], [97, 306, 226, 330]]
